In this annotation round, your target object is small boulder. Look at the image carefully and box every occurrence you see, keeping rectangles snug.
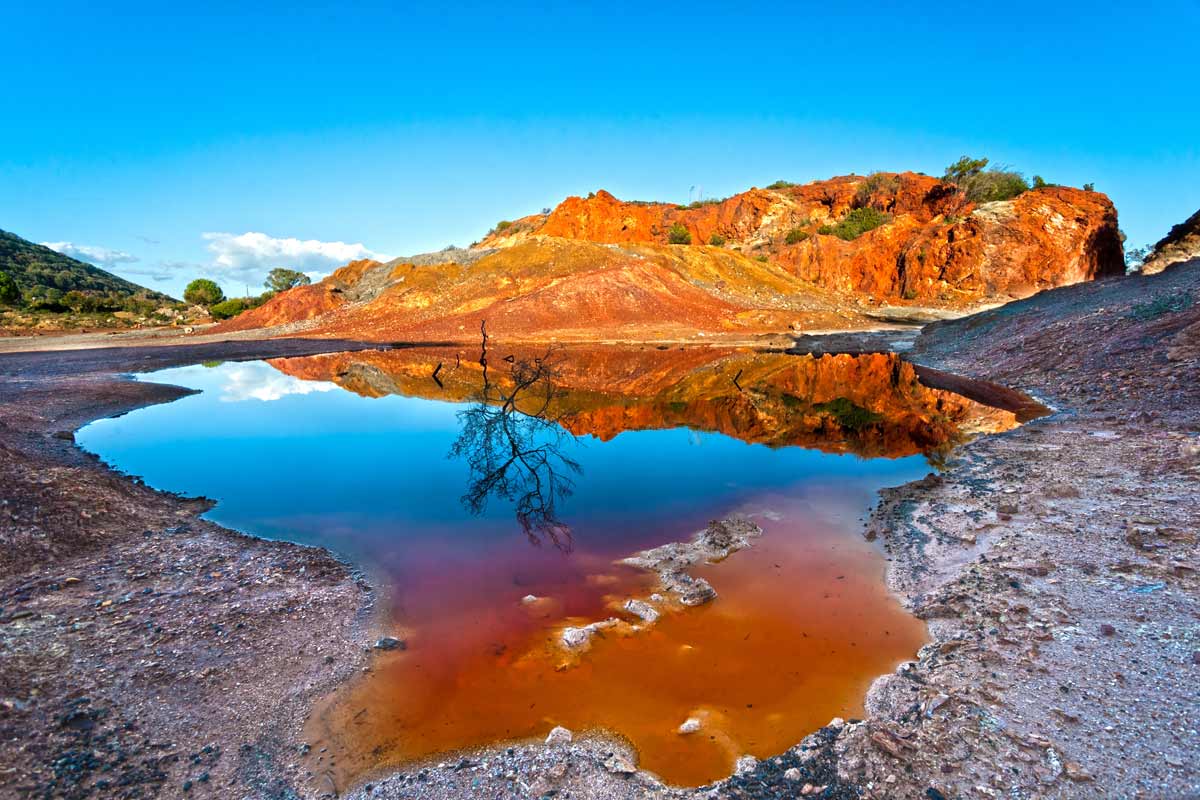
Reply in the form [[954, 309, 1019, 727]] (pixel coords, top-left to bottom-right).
[[677, 717, 702, 735], [603, 754, 636, 774], [374, 636, 406, 651], [624, 599, 660, 623], [545, 726, 573, 746], [561, 627, 590, 648], [734, 755, 758, 775]]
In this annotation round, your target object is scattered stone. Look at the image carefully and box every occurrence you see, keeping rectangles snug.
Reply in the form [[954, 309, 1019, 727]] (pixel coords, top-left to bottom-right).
[[734, 755, 758, 775], [1100, 624, 1116, 636], [623, 598, 659, 623], [620, 518, 761, 607], [677, 717, 702, 735], [561, 627, 590, 649], [1064, 761, 1093, 782], [544, 726, 572, 746], [603, 753, 636, 774], [374, 636, 406, 651], [870, 728, 914, 758], [783, 767, 802, 781], [675, 575, 717, 606]]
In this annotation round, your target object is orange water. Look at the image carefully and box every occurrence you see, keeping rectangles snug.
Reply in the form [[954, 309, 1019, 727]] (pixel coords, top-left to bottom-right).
[[304, 491, 927, 788]]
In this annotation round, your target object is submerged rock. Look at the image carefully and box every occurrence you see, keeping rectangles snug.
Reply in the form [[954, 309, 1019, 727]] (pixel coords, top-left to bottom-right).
[[620, 517, 762, 607]]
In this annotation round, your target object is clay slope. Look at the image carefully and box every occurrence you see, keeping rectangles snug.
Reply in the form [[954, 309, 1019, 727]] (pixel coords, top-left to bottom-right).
[[225, 237, 861, 342], [268, 346, 1019, 459], [219, 172, 1123, 342]]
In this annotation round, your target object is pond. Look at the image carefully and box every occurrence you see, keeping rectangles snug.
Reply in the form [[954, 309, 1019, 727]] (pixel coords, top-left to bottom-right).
[[77, 345, 1018, 787]]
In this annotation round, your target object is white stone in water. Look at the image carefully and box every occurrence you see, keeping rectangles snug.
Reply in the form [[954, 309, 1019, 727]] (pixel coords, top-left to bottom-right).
[[545, 726, 573, 746], [560, 627, 590, 648], [520, 594, 540, 604], [624, 598, 660, 623], [677, 717, 702, 735]]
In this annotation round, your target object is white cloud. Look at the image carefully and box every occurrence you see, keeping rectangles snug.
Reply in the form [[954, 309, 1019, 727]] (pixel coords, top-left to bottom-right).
[[218, 363, 339, 403], [41, 241, 139, 267], [202, 231, 390, 285]]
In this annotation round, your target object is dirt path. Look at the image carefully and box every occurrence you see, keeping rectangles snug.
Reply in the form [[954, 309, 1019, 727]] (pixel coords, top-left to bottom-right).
[[2, 262, 1198, 799]]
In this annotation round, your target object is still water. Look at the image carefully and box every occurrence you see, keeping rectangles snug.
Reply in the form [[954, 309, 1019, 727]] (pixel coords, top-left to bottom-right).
[[78, 346, 1014, 786]]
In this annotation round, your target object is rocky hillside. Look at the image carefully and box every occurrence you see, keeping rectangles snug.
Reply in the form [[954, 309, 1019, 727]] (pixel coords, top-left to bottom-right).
[[220, 172, 1124, 342], [1141, 206, 1200, 274], [0, 229, 170, 303]]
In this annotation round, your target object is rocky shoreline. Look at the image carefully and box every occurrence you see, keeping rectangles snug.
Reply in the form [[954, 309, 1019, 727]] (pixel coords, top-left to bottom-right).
[[2, 261, 1198, 799]]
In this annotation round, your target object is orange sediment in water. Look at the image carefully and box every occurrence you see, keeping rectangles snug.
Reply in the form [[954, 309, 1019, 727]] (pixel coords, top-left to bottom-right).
[[304, 493, 928, 788]]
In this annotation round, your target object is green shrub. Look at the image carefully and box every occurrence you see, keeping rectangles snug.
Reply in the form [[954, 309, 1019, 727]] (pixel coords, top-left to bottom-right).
[[494, 220, 513, 232], [756, 254, 769, 263], [818, 207, 890, 241], [855, 172, 900, 203], [942, 155, 1030, 203], [785, 228, 809, 245], [0, 270, 20, 306], [1083, 183, 1095, 192], [814, 397, 883, 431], [209, 298, 248, 320], [1032, 175, 1049, 189], [183, 278, 224, 307], [708, 233, 726, 246], [667, 223, 692, 245], [1128, 293, 1193, 321], [766, 180, 797, 190]]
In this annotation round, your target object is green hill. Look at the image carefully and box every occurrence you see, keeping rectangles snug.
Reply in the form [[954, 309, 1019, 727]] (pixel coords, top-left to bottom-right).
[[0, 228, 174, 306]]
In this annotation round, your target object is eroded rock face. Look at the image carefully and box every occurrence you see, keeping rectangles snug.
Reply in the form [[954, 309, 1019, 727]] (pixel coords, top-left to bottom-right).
[[1141, 207, 1200, 275], [214, 174, 1123, 341], [516, 177, 1124, 302]]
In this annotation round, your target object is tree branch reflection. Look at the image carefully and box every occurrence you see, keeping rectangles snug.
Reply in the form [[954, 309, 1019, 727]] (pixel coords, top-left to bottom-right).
[[448, 327, 581, 551]]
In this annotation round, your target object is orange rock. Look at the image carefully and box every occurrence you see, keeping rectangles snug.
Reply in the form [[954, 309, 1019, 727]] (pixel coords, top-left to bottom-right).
[[220, 174, 1125, 340]]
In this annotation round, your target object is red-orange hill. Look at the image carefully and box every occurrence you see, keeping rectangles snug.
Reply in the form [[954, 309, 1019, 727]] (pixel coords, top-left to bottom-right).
[[219, 172, 1124, 342]]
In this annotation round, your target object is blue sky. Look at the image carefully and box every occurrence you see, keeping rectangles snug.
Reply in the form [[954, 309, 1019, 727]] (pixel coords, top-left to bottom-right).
[[2, 1, 1197, 298]]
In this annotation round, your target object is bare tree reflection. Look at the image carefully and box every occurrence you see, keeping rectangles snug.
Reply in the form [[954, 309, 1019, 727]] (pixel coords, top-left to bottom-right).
[[448, 323, 581, 551]]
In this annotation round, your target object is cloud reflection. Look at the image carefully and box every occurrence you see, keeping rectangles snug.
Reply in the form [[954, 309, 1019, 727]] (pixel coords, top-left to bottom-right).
[[219, 362, 338, 403]]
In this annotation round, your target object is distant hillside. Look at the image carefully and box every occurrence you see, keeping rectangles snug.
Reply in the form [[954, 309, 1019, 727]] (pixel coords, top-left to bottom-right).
[[0, 229, 172, 302]]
